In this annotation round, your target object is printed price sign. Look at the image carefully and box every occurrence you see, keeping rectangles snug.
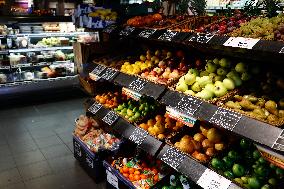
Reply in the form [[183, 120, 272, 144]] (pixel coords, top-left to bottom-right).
[[88, 102, 102, 115], [119, 26, 135, 36], [122, 87, 142, 101], [188, 33, 214, 43], [158, 30, 178, 41], [224, 37, 260, 49], [138, 29, 157, 38], [161, 147, 185, 170], [175, 96, 202, 116], [129, 127, 148, 145], [106, 170, 118, 189], [102, 111, 119, 126], [91, 64, 106, 76], [128, 78, 147, 92], [272, 130, 284, 151], [209, 108, 242, 131], [197, 169, 231, 189], [279, 47, 284, 53], [74, 141, 82, 157], [166, 106, 197, 127], [103, 25, 117, 34], [85, 153, 94, 169], [100, 68, 118, 81]]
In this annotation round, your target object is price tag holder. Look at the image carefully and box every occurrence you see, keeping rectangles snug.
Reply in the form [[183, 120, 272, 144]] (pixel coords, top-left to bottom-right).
[[138, 29, 157, 38], [128, 78, 147, 93], [119, 26, 135, 37], [106, 170, 118, 189], [279, 47, 284, 53], [224, 37, 260, 49], [122, 87, 142, 101], [129, 127, 148, 146], [209, 108, 242, 131], [175, 96, 202, 117], [88, 102, 102, 115], [158, 30, 178, 41], [100, 68, 118, 81], [166, 106, 197, 127], [188, 33, 214, 43], [197, 169, 231, 189], [160, 147, 185, 170], [89, 64, 106, 81], [102, 111, 119, 126], [272, 130, 284, 151]]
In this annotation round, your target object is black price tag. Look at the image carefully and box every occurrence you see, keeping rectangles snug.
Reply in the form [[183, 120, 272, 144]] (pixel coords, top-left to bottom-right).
[[119, 26, 135, 36], [74, 140, 82, 157], [158, 30, 178, 41], [129, 127, 148, 145], [138, 29, 157, 38], [100, 68, 118, 81], [175, 96, 202, 116], [128, 78, 147, 92], [272, 130, 284, 151], [91, 64, 106, 76], [102, 111, 119, 126], [161, 147, 185, 170], [209, 108, 242, 131], [279, 47, 284, 53], [103, 25, 117, 34], [188, 33, 214, 43], [88, 102, 102, 115], [85, 153, 94, 169]]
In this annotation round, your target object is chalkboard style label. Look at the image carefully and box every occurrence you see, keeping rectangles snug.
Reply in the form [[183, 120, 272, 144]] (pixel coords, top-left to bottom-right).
[[85, 153, 94, 169], [88, 102, 102, 115], [197, 169, 231, 189], [189, 33, 214, 43], [129, 127, 148, 145], [224, 37, 260, 49], [158, 30, 178, 41], [100, 68, 118, 81], [161, 147, 185, 170], [103, 25, 117, 34], [175, 96, 202, 116], [91, 64, 106, 76], [138, 29, 157, 38], [166, 106, 197, 127], [209, 108, 242, 131], [122, 87, 142, 101], [128, 78, 147, 92], [119, 26, 135, 36], [280, 47, 284, 53], [272, 130, 284, 151], [102, 111, 119, 126]]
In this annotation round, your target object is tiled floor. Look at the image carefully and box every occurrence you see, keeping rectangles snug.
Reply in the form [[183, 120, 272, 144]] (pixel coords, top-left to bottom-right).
[[0, 94, 106, 189]]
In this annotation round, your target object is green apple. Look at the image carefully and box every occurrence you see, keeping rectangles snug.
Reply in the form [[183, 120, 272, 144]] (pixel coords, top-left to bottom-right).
[[241, 72, 251, 81], [184, 73, 196, 85], [214, 81, 228, 97], [219, 58, 231, 68], [235, 62, 247, 73], [223, 78, 235, 90], [200, 70, 210, 77], [227, 70, 239, 79], [140, 55, 146, 61], [187, 68, 199, 76], [191, 82, 202, 92], [198, 76, 213, 88], [184, 90, 195, 96], [205, 63, 217, 73], [127, 109, 134, 117], [217, 68, 228, 76], [214, 75, 225, 82], [231, 75, 243, 87], [206, 59, 213, 64], [209, 73, 217, 81], [196, 89, 214, 100], [176, 82, 188, 92], [204, 83, 215, 93], [213, 58, 219, 65]]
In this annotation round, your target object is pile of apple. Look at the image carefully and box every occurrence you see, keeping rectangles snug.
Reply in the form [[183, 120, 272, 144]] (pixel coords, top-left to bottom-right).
[[140, 50, 188, 85], [139, 113, 184, 140], [120, 49, 165, 75], [95, 92, 127, 109], [174, 124, 225, 163], [176, 58, 255, 100]]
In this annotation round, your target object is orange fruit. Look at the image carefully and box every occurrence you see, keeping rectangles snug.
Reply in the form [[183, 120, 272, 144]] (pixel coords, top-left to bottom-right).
[[140, 174, 147, 179], [134, 174, 140, 181], [129, 174, 134, 181], [128, 168, 135, 174], [134, 170, 140, 175], [122, 167, 129, 173], [152, 168, 158, 175], [153, 174, 159, 182], [123, 173, 129, 178], [119, 168, 124, 173]]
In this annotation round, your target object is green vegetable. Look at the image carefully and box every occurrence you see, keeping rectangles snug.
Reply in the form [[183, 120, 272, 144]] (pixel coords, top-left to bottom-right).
[[254, 165, 269, 177], [268, 178, 277, 186], [253, 150, 261, 160], [232, 164, 245, 177], [241, 176, 249, 184], [211, 158, 224, 170], [240, 139, 251, 149], [162, 186, 170, 189], [228, 150, 239, 161], [248, 177, 261, 189], [261, 184, 271, 189], [234, 178, 244, 185], [258, 157, 266, 164], [223, 156, 234, 169], [224, 170, 235, 179]]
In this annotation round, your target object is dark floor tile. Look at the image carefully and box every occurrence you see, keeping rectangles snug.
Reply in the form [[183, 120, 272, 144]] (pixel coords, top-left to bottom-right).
[[0, 134, 7, 145], [0, 168, 22, 188], [0, 156, 16, 172], [34, 104, 61, 116], [0, 144, 12, 158], [47, 154, 79, 173], [66, 142, 73, 152], [6, 132, 33, 144], [2, 181, 27, 189], [0, 108, 19, 120], [14, 149, 45, 167], [10, 140, 38, 155], [35, 135, 63, 149], [18, 160, 53, 181], [54, 126, 73, 135], [4, 124, 28, 135], [71, 180, 106, 189], [24, 174, 71, 189], [57, 132, 73, 144], [17, 106, 40, 117], [29, 128, 56, 139], [40, 144, 72, 160]]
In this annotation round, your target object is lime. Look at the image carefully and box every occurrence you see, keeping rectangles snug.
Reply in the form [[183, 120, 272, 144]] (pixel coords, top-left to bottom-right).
[[268, 178, 277, 186], [223, 156, 234, 169], [117, 105, 124, 111], [224, 170, 235, 179], [232, 164, 245, 177], [133, 112, 141, 119], [254, 165, 269, 177], [258, 157, 266, 164], [234, 178, 244, 185], [253, 150, 261, 160], [228, 150, 239, 161], [240, 139, 251, 149], [127, 109, 134, 116], [241, 176, 249, 184], [269, 163, 276, 170], [211, 158, 224, 170], [248, 177, 261, 189], [133, 107, 138, 112]]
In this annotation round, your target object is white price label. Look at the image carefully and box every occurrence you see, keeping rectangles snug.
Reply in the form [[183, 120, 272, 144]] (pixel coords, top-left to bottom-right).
[[197, 169, 231, 189], [122, 87, 142, 101], [224, 37, 260, 49], [166, 106, 197, 127], [88, 102, 102, 115], [106, 170, 118, 188], [279, 47, 284, 53]]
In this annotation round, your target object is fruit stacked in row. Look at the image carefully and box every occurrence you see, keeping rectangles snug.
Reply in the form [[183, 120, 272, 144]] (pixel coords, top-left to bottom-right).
[[112, 156, 167, 188], [126, 13, 163, 27], [196, 11, 251, 34], [74, 115, 99, 139], [120, 49, 164, 75], [229, 15, 284, 40], [139, 114, 184, 140], [176, 58, 255, 100], [95, 92, 127, 109], [88, 9, 117, 21], [225, 95, 284, 124], [114, 98, 159, 122], [140, 50, 188, 85], [211, 139, 283, 189], [174, 124, 225, 163], [94, 57, 125, 69]]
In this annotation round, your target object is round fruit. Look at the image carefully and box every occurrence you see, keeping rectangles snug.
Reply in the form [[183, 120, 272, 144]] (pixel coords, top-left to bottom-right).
[[223, 156, 234, 169], [232, 164, 245, 177], [268, 178, 277, 186], [248, 177, 261, 189], [211, 158, 224, 170], [228, 150, 239, 161], [224, 170, 235, 179], [261, 184, 271, 189]]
